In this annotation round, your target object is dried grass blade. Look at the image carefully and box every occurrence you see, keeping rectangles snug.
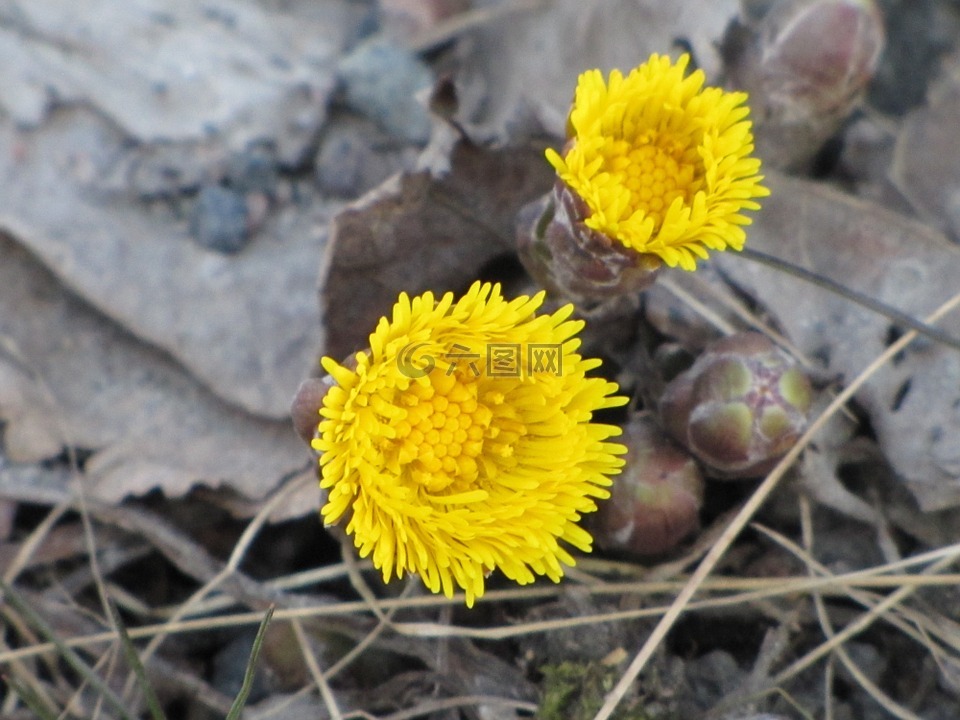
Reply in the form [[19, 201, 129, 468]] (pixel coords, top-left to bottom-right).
[[225, 605, 275, 720], [110, 602, 166, 720], [0, 578, 135, 720], [1, 671, 59, 720]]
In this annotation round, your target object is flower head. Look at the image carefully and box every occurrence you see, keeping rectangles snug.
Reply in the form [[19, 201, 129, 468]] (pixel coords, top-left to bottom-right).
[[546, 53, 769, 271], [313, 282, 627, 605]]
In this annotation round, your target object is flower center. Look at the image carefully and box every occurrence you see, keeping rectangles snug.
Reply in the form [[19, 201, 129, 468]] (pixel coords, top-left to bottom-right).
[[388, 370, 494, 493], [600, 134, 701, 228]]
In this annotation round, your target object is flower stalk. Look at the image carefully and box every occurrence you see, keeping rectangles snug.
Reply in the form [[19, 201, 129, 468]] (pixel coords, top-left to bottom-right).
[[517, 181, 663, 305]]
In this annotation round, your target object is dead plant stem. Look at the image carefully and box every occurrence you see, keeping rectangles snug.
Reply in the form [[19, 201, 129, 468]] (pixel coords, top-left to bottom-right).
[[591, 288, 960, 720]]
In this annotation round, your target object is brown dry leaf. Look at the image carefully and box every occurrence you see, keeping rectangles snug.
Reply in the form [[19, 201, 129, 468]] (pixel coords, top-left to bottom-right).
[[460, 0, 740, 137], [0, 0, 356, 418], [0, 0, 345, 161], [714, 172, 960, 511], [890, 53, 960, 241], [0, 358, 62, 462], [321, 136, 554, 360], [0, 235, 310, 509], [0, 108, 335, 418]]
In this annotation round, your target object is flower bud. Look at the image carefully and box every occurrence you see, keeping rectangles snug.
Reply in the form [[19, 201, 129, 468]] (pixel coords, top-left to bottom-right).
[[725, 0, 885, 169], [292, 355, 360, 446], [592, 415, 704, 557], [516, 182, 662, 306], [659, 332, 813, 478], [291, 373, 351, 544], [291, 376, 336, 445]]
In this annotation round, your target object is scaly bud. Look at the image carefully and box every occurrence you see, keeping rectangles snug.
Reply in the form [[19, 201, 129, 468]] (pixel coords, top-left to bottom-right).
[[659, 332, 813, 478], [291, 376, 336, 445], [592, 415, 704, 557], [517, 183, 662, 305], [725, 0, 885, 169]]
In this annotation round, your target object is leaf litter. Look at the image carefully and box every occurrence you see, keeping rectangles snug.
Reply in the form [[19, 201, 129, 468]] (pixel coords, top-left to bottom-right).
[[715, 171, 960, 512], [322, 130, 554, 360], [0, 0, 351, 417], [0, 234, 310, 506], [2, 0, 960, 719]]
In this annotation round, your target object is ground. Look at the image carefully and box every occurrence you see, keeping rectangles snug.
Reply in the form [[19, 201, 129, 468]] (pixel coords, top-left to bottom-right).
[[2, 1, 960, 719]]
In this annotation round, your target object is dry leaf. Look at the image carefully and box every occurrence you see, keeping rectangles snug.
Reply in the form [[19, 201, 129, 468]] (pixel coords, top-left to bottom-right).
[[460, 0, 740, 137], [0, 235, 310, 508], [715, 172, 960, 511], [0, 109, 334, 418], [0, 0, 356, 417], [0, 357, 63, 462], [321, 136, 554, 360], [0, 0, 344, 161], [891, 54, 960, 241]]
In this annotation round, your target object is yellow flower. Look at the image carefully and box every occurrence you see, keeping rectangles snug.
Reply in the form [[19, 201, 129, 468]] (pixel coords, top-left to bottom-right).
[[546, 53, 770, 271], [313, 282, 627, 606]]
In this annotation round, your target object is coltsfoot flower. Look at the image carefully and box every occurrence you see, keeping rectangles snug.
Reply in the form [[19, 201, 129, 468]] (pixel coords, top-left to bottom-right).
[[313, 282, 627, 605], [659, 332, 813, 478], [545, 53, 769, 271]]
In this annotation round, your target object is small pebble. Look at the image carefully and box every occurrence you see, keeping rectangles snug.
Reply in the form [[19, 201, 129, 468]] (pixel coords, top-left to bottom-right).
[[315, 129, 365, 197], [315, 116, 417, 198], [226, 148, 279, 197], [189, 185, 250, 254], [838, 642, 886, 687], [686, 650, 743, 709], [337, 39, 433, 144]]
